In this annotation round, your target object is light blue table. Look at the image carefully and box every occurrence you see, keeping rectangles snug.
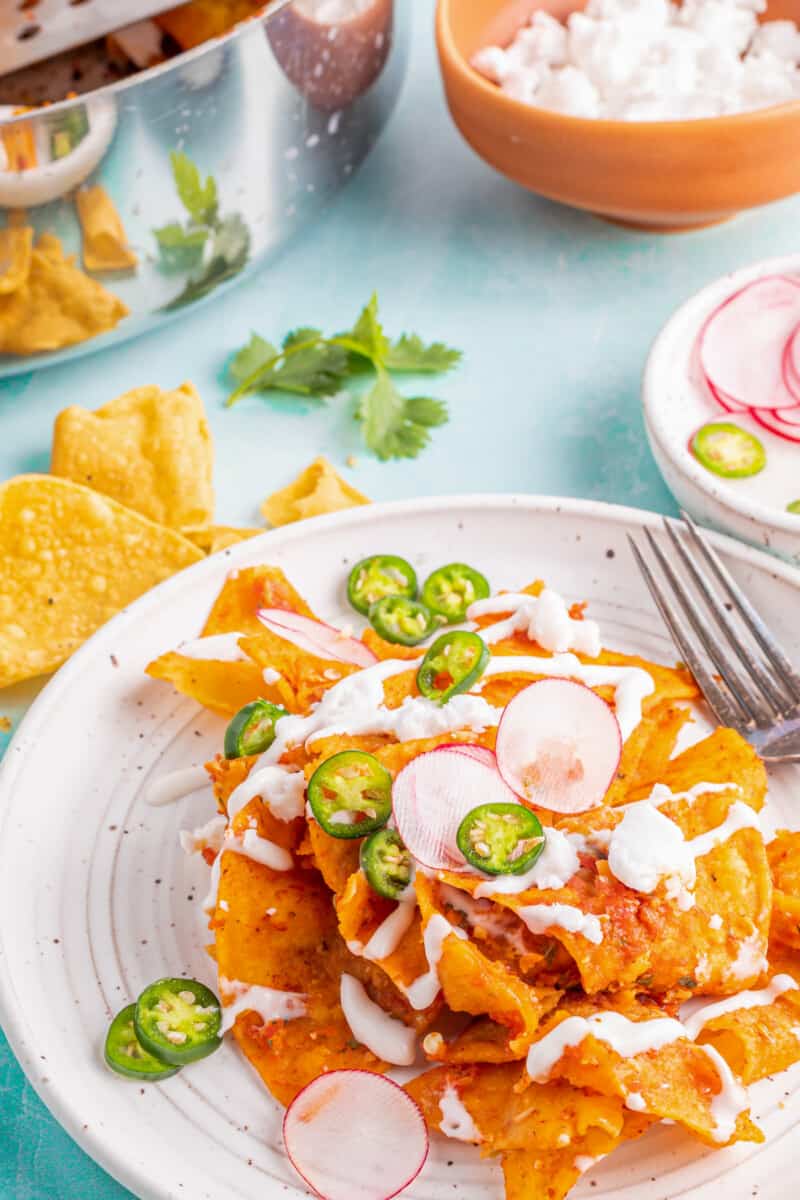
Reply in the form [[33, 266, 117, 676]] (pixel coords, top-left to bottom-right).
[[2, 3, 800, 1195]]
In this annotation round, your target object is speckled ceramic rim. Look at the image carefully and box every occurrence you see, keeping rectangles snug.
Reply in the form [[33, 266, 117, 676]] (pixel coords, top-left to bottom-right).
[[643, 253, 800, 537], [1, 493, 799, 1200]]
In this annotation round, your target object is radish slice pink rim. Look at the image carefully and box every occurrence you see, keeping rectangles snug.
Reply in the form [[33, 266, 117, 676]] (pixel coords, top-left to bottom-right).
[[434, 742, 497, 767], [392, 747, 524, 871], [751, 407, 800, 445], [495, 678, 621, 815], [257, 608, 377, 668], [699, 275, 800, 412], [283, 1069, 429, 1200]]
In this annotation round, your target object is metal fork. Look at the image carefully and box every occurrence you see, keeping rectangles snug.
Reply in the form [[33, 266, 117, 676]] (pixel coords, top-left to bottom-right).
[[628, 512, 800, 763]]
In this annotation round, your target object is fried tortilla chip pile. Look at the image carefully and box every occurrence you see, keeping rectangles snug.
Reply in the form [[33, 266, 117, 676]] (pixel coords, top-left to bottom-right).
[[149, 565, 800, 1200], [0, 371, 368, 688]]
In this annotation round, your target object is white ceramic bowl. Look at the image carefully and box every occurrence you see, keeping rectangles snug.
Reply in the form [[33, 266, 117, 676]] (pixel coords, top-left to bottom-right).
[[643, 253, 800, 568]]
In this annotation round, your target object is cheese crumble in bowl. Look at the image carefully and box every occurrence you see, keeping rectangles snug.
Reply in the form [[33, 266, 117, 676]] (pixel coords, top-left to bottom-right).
[[436, 0, 800, 228]]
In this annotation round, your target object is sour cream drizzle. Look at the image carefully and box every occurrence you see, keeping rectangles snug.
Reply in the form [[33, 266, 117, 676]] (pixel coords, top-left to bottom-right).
[[439, 1084, 482, 1142], [219, 976, 306, 1034], [473, 826, 581, 897], [361, 898, 417, 961], [176, 633, 249, 662], [467, 589, 602, 657], [397, 915, 468, 1011], [339, 974, 417, 1066], [516, 902, 604, 945], [146, 765, 210, 808], [227, 766, 306, 824], [526, 1012, 688, 1082], [473, 654, 654, 741], [680, 975, 798, 1040]]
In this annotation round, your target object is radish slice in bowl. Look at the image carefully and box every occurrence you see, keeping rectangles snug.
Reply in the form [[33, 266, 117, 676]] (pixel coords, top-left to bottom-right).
[[392, 748, 522, 871], [283, 1070, 429, 1200], [751, 406, 800, 445], [787, 324, 800, 400], [495, 679, 621, 814], [257, 608, 377, 668], [435, 742, 497, 767], [700, 275, 800, 411]]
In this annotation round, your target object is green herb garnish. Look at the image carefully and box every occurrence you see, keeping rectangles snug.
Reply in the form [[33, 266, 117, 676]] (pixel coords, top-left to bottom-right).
[[227, 294, 461, 461], [153, 152, 250, 309]]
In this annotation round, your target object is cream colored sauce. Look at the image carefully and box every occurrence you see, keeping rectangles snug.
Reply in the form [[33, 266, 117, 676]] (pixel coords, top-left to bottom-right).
[[339, 974, 417, 1066], [219, 976, 306, 1033]]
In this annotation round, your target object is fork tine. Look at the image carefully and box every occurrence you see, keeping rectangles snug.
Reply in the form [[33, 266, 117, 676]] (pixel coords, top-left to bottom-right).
[[627, 535, 743, 729], [662, 518, 796, 716], [680, 511, 800, 704], [642, 529, 769, 726]]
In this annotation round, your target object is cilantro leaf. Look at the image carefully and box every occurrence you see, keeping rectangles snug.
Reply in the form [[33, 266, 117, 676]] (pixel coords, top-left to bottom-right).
[[336, 293, 390, 364], [170, 150, 218, 225], [384, 333, 462, 373], [153, 221, 208, 273], [362, 371, 445, 461], [229, 334, 279, 387], [270, 339, 349, 397]]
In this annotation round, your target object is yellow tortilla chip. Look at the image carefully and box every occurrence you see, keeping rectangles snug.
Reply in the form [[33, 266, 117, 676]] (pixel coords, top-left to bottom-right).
[[181, 525, 263, 555], [51, 383, 214, 529], [500, 1114, 652, 1200], [261, 456, 369, 527], [145, 653, 269, 718], [202, 564, 315, 635], [693, 982, 800, 1084], [0, 475, 202, 687], [76, 186, 138, 272], [155, 0, 265, 50], [0, 232, 128, 354], [0, 226, 32, 295]]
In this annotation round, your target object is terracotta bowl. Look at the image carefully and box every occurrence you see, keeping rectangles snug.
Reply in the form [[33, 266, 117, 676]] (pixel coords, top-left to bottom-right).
[[436, 0, 800, 230]]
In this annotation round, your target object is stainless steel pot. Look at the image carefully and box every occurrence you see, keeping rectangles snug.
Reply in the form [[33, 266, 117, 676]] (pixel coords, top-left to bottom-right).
[[0, 0, 408, 377]]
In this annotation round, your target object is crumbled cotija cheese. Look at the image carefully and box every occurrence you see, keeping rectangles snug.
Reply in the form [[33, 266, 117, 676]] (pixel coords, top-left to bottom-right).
[[472, 0, 800, 119]]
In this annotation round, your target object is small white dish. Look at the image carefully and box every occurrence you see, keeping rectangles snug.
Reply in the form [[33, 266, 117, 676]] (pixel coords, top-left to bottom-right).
[[0, 96, 117, 207], [643, 254, 800, 568]]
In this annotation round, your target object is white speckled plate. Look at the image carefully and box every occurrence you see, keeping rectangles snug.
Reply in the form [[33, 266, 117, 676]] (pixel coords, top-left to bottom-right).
[[644, 254, 800, 568], [1, 495, 799, 1200]]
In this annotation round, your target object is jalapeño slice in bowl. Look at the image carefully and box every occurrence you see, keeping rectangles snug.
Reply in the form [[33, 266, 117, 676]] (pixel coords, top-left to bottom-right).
[[308, 750, 393, 839], [368, 596, 435, 646], [104, 1004, 181, 1082], [456, 803, 546, 876], [134, 978, 222, 1067], [417, 631, 489, 704], [690, 422, 766, 479], [361, 828, 414, 900], [421, 563, 490, 624], [347, 555, 418, 616], [224, 698, 287, 759], [788, 500, 800, 514]]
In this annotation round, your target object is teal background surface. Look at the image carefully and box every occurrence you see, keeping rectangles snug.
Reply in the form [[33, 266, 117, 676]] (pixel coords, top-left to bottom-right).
[[2, 1, 800, 1195]]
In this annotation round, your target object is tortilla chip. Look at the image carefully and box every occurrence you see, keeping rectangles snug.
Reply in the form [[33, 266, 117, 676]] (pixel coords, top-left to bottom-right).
[[239, 629, 359, 711], [51, 383, 214, 529], [261, 456, 369, 527], [145, 653, 268, 718], [423, 1017, 522, 1065], [0, 232, 128, 354], [202, 564, 315, 635], [525, 997, 762, 1148], [768, 831, 800, 952], [407, 1062, 627, 1153], [693, 983, 800, 1084], [500, 1114, 652, 1200], [181, 525, 263, 555], [0, 475, 202, 687], [76, 186, 138, 272], [0, 226, 32, 295]]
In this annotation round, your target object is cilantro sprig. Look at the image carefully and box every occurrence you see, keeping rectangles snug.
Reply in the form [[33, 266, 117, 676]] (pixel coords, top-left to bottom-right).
[[153, 152, 250, 310], [227, 295, 461, 461]]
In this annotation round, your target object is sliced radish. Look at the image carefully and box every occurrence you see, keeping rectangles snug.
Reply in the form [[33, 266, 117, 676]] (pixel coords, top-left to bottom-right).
[[704, 375, 749, 415], [495, 679, 621, 814], [283, 1070, 428, 1200], [700, 276, 800, 411], [257, 608, 377, 668], [435, 742, 497, 768], [751, 406, 800, 444], [783, 329, 800, 403], [392, 748, 522, 871]]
